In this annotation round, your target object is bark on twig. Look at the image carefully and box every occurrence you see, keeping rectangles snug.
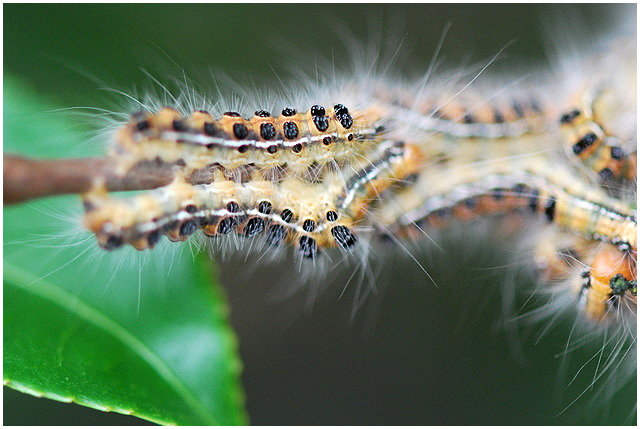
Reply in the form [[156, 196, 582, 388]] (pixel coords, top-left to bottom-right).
[[4, 154, 177, 205]]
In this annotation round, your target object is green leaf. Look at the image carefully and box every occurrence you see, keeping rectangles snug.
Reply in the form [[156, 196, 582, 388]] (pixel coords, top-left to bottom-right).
[[3, 76, 248, 425]]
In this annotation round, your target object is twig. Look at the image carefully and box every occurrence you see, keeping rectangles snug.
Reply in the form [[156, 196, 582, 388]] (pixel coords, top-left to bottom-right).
[[4, 154, 178, 205]]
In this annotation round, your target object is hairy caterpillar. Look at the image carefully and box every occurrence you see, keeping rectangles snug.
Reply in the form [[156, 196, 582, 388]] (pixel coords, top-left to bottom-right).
[[5, 4, 636, 424]]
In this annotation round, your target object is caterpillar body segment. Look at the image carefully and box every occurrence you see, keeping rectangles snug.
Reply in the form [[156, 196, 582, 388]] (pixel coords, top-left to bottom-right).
[[114, 104, 384, 174], [371, 87, 551, 139], [559, 89, 637, 183], [372, 156, 636, 251], [337, 141, 423, 219], [84, 177, 360, 255], [554, 35, 637, 184]]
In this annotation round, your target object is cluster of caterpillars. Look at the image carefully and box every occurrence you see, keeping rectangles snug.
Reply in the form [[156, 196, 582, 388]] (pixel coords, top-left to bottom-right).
[[83, 39, 636, 323], [84, 104, 407, 257]]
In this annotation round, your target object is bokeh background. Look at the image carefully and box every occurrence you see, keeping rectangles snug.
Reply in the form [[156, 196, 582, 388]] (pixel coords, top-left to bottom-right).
[[4, 3, 636, 425]]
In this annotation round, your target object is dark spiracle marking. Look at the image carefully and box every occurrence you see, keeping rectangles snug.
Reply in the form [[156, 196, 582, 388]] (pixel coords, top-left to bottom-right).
[[254, 110, 271, 117], [572, 132, 597, 155], [299, 236, 317, 259], [463, 113, 475, 124], [598, 167, 614, 181], [331, 225, 357, 249], [283, 121, 299, 139], [491, 188, 505, 201], [302, 219, 316, 232], [204, 122, 217, 136], [310, 105, 325, 116], [83, 200, 96, 212], [244, 218, 265, 237], [135, 120, 150, 132], [433, 208, 451, 218], [260, 123, 276, 140], [233, 123, 249, 139], [132, 111, 150, 131], [512, 100, 525, 118], [334, 104, 353, 129], [493, 109, 505, 123], [528, 190, 540, 212], [529, 97, 542, 113], [544, 196, 556, 222], [224, 111, 241, 117], [185, 204, 197, 214], [610, 146, 625, 160], [147, 230, 161, 247], [172, 119, 188, 131], [512, 183, 527, 194], [179, 220, 198, 236], [560, 109, 581, 124], [103, 235, 123, 250], [313, 115, 329, 132], [322, 137, 332, 145], [292, 143, 303, 153], [326, 210, 338, 222], [258, 201, 272, 214], [217, 217, 236, 234], [266, 224, 287, 246], [162, 220, 179, 233], [267, 145, 278, 154], [227, 201, 240, 213], [311, 105, 329, 131], [280, 209, 294, 223], [282, 107, 297, 116], [463, 198, 477, 210]]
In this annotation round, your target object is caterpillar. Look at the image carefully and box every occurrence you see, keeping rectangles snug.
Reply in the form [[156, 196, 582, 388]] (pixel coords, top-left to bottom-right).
[[113, 105, 384, 174]]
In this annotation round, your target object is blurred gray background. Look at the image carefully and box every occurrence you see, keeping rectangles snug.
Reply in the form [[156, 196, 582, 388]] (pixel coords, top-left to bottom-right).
[[4, 3, 636, 425]]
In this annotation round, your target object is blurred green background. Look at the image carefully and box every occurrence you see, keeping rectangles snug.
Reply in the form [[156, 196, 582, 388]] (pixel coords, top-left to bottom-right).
[[4, 3, 636, 425]]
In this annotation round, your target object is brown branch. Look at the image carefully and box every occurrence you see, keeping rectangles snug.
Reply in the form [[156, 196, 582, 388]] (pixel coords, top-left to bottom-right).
[[4, 154, 180, 205]]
